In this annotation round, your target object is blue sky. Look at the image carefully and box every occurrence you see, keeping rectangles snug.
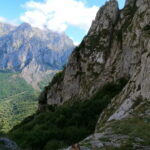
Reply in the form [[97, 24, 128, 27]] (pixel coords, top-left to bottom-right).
[[0, 0, 125, 44]]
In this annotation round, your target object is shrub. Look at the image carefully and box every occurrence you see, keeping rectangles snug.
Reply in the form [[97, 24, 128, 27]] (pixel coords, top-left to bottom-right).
[[9, 78, 128, 150], [48, 71, 64, 88], [44, 140, 64, 150], [111, 118, 150, 146], [38, 71, 64, 104]]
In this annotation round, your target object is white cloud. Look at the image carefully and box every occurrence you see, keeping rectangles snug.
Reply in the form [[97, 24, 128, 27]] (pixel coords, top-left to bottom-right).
[[20, 0, 99, 32], [73, 41, 80, 46], [0, 17, 7, 22], [0, 16, 19, 26]]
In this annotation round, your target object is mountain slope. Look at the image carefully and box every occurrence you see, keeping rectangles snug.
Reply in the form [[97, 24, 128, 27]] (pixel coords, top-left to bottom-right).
[[0, 22, 74, 132], [38, 0, 120, 105], [39, 0, 150, 110], [0, 22, 16, 37], [9, 0, 150, 149], [0, 72, 38, 132], [9, 79, 127, 150]]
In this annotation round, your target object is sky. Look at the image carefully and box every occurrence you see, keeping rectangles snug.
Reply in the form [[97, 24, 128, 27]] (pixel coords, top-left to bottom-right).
[[0, 0, 125, 45]]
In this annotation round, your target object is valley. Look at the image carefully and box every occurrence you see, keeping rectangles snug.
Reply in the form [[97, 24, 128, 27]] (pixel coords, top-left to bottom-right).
[[0, 22, 74, 132], [0, 72, 38, 132], [0, 0, 150, 149], [9, 78, 127, 150]]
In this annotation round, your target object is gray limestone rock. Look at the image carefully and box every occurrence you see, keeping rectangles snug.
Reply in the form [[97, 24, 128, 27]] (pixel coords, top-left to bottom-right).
[[0, 22, 74, 89], [39, 0, 150, 149]]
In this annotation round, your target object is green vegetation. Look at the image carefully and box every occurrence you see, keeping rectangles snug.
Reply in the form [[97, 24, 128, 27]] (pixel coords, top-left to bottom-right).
[[85, 30, 109, 51], [143, 25, 150, 31], [48, 71, 64, 88], [0, 72, 38, 132], [98, 145, 134, 150], [143, 25, 150, 37], [9, 78, 128, 150], [38, 73, 55, 90], [87, 34, 101, 49], [111, 117, 150, 148], [38, 71, 64, 104], [122, 3, 138, 32], [0, 73, 34, 99], [116, 4, 138, 49]]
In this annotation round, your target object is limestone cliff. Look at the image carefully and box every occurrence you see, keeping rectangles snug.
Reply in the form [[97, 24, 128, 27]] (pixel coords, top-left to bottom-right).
[[39, 0, 150, 106], [39, 0, 150, 149]]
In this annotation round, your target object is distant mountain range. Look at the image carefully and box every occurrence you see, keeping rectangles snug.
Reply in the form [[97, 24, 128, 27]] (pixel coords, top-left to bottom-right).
[[0, 22, 74, 131], [0, 22, 74, 89]]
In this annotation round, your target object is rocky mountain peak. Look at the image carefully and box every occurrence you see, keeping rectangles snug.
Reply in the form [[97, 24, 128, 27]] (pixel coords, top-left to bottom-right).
[[17, 22, 32, 30], [95, 0, 118, 22], [39, 0, 150, 128], [0, 22, 16, 37], [38, 0, 120, 106], [88, 0, 119, 36], [0, 22, 74, 89]]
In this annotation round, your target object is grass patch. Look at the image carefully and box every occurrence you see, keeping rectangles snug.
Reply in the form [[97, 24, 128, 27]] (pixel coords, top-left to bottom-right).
[[111, 118, 150, 146]]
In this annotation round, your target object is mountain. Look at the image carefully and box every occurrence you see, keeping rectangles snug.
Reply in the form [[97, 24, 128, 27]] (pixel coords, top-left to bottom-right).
[[8, 0, 150, 150], [38, 0, 150, 106], [0, 22, 16, 37], [0, 22, 74, 89], [0, 22, 74, 132]]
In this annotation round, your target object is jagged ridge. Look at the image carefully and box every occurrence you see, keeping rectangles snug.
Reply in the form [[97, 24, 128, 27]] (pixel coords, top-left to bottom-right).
[[9, 0, 150, 149], [39, 0, 150, 149], [0, 22, 74, 89]]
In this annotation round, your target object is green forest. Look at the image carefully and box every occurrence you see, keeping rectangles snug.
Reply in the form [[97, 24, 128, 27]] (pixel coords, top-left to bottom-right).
[[10, 78, 128, 150], [0, 72, 38, 132]]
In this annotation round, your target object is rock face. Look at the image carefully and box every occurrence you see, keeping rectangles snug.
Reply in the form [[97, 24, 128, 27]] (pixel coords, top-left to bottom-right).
[[0, 137, 19, 150], [40, 0, 150, 149], [0, 22, 16, 37], [0, 22, 74, 88], [42, 0, 120, 105], [40, 0, 150, 107]]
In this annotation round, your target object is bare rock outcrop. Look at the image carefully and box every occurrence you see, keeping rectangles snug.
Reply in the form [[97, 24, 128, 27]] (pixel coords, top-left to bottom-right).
[[40, 0, 150, 149], [42, 0, 120, 105]]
